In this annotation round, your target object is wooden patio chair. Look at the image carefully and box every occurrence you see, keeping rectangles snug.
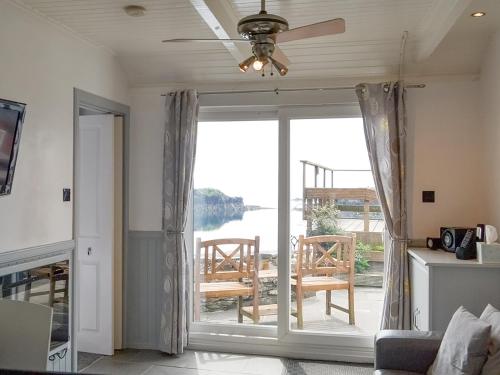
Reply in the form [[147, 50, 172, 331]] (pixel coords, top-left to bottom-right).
[[292, 234, 356, 329], [194, 237, 260, 323], [24, 263, 69, 306]]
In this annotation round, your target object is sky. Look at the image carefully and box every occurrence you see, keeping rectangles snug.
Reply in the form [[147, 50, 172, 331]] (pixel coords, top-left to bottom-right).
[[194, 118, 374, 208]]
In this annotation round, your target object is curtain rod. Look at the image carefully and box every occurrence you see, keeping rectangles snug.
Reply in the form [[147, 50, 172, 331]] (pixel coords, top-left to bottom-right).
[[161, 83, 425, 96]]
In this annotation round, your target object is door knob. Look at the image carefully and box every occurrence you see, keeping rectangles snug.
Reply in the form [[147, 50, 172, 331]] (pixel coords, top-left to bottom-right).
[[87, 247, 92, 256]]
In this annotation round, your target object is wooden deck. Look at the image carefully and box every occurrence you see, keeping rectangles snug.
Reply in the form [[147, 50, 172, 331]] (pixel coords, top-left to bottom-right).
[[338, 218, 384, 233], [304, 187, 377, 201], [300, 161, 381, 235]]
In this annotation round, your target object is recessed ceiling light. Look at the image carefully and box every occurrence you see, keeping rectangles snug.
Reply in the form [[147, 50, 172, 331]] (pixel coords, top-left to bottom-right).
[[124, 5, 146, 17], [471, 11, 486, 17]]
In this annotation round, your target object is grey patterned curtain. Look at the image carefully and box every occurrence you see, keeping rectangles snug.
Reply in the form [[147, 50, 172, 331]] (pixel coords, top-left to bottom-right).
[[355, 82, 410, 330], [160, 89, 199, 354]]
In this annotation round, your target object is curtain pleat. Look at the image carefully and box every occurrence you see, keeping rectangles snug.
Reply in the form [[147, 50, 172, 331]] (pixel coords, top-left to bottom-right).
[[356, 82, 410, 330]]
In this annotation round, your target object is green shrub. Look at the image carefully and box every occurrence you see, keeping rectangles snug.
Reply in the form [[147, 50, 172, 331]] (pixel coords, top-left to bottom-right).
[[307, 203, 371, 274], [355, 241, 371, 273], [307, 202, 343, 237]]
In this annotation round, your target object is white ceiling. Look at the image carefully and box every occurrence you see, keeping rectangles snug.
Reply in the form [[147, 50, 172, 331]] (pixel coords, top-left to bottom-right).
[[14, 0, 500, 85], [406, 0, 500, 76]]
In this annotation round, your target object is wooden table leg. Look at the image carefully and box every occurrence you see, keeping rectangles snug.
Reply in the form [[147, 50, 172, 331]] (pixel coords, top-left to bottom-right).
[[296, 285, 304, 329], [238, 296, 243, 323], [326, 290, 331, 315], [348, 286, 355, 325]]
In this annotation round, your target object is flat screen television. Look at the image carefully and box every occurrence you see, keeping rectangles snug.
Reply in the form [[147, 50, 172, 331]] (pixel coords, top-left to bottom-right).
[[0, 98, 26, 196]]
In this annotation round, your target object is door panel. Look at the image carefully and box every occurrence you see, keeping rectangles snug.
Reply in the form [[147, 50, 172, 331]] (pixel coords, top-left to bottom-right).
[[192, 120, 279, 327], [79, 262, 99, 330], [79, 128, 100, 237], [77, 115, 114, 355], [288, 117, 383, 335]]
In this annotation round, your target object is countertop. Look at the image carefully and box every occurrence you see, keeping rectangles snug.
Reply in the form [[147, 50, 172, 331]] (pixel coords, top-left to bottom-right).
[[408, 247, 500, 268]]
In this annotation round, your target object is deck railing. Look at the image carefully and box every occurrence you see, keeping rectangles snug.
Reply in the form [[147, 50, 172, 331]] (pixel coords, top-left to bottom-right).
[[300, 160, 381, 236]]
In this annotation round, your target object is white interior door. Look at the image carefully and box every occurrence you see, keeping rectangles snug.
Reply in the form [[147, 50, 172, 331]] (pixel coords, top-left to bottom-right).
[[76, 114, 114, 355]]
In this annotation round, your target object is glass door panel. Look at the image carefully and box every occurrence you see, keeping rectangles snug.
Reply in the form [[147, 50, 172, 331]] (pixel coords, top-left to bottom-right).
[[289, 117, 384, 335], [193, 120, 279, 327]]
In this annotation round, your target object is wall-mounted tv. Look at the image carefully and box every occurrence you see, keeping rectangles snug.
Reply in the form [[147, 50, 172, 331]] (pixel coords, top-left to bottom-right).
[[0, 98, 26, 196]]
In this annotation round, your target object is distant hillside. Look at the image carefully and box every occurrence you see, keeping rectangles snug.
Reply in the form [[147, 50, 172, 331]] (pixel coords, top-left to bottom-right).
[[193, 188, 244, 216], [193, 189, 245, 231]]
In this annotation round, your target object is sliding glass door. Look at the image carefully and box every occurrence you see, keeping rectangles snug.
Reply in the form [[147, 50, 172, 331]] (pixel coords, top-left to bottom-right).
[[192, 118, 279, 328], [190, 106, 383, 359], [288, 117, 383, 335]]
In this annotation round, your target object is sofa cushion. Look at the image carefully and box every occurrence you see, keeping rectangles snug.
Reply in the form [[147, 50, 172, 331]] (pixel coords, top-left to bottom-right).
[[427, 306, 491, 375], [480, 304, 500, 375], [375, 330, 442, 373]]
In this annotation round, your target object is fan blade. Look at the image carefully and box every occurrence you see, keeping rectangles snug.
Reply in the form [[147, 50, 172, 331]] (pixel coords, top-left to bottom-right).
[[272, 47, 291, 66], [162, 38, 247, 43], [276, 18, 345, 44]]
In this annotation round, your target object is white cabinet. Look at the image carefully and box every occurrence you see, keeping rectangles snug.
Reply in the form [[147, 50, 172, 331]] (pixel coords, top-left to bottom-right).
[[47, 342, 72, 372], [409, 256, 429, 331], [0, 244, 74, 372], [409, 248, 500, 332]]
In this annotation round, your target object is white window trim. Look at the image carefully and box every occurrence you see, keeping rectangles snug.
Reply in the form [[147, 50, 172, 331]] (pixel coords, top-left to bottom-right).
[[189, 103, 374, 363]]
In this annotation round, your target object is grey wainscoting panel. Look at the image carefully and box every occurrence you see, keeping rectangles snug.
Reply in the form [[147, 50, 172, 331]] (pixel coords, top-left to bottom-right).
[[125, 231, 163, 349]]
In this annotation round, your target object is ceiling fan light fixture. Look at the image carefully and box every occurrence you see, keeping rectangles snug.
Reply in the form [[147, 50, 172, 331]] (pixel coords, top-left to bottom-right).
[[252, 58, 268, 71], [239, 55, 256, 72], [269, 57, 288, 76]]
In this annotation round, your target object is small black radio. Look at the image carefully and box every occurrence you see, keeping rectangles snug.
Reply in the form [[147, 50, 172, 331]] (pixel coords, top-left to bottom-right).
[[440, 227, 476, 252], [426, 237, 441, 250]]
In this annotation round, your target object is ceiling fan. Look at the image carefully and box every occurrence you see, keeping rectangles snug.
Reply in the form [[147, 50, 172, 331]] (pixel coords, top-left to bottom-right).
[[162, 0, 345, 76]]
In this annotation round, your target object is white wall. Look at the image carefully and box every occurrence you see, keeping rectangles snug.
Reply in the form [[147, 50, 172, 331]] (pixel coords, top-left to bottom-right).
[[129, 79, 486, 239], [480, 31, 500, 230], [406, 80, 486, 239], [129, 88, 165, 231], [0, 1, 129, 252]]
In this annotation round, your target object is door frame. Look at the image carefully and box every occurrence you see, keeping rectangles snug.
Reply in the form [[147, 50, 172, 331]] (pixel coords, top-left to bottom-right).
[[190, 104, 376, 363], [73, 89, 130, 363]]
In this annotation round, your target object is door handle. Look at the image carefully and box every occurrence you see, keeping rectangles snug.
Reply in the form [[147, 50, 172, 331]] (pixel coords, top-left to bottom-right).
[[87, 247, 92, 256], [415, 308, 420, 331]]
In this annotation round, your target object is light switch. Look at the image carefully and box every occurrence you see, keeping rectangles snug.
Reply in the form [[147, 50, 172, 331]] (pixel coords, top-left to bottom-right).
[[63, 188, 71, 202], [422, 190, 435, 203]]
